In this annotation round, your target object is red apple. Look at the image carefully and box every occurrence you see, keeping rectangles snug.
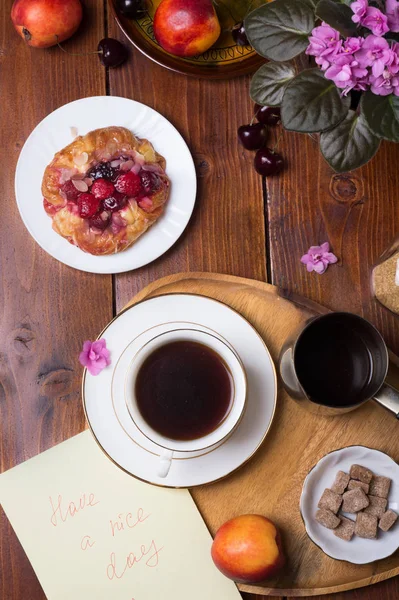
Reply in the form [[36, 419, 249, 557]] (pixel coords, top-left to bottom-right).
[[153, 0, 221, 58], [211, 514, 285, 584], [11, 0, 83, 48]]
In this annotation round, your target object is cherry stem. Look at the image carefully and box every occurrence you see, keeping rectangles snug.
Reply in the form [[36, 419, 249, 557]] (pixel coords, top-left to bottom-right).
[[272, 131, 284, 152], [56, 36, 102, 57]]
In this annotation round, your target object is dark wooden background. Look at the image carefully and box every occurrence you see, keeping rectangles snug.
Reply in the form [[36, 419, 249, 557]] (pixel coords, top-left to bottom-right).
[[1, 0, 399, 598]]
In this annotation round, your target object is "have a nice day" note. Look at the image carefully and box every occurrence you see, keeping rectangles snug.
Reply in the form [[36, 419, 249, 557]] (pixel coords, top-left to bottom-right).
[[0, 431, 241, 600]]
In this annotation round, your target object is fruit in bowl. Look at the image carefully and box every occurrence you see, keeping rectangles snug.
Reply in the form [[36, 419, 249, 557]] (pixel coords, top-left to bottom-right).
[[153, 0, 221, 58], [211, 514, 285, 583], [11, 0, 83, 48]]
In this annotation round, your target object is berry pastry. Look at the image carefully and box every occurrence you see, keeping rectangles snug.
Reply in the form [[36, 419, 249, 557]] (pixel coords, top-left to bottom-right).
[[42, 126, 170, 255]]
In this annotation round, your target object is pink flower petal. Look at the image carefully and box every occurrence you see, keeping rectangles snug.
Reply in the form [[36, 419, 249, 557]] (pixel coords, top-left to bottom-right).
[[306, 262, 315, 272], [309, 245, 322, 254], [79, 338, 111, 375], [313, 260, 327, 274], [324, 252, 338, 264], [320, 242, 330, 253], [301, 254, 312, 264]]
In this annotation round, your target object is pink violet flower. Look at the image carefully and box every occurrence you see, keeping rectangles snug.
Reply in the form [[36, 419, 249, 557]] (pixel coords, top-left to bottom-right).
[[361, 6, 389, 36], [386, 0, 399, 32], [306, 23, 341, 70], [79, 338, 111, 376], [369, 70, 399, 95], [351, 0, 369, 23], [355, 35, 391, 77], [301, 243, 338, 274]]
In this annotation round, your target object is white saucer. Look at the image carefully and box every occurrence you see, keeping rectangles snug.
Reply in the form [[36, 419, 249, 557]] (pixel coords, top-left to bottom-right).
[[15, 96, 196, 274], [300, 446, 399, 564], [83, 294, 277, 488]]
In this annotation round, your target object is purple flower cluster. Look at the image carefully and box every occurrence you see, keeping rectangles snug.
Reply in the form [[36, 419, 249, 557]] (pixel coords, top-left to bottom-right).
[[306, 0, 399, 96]]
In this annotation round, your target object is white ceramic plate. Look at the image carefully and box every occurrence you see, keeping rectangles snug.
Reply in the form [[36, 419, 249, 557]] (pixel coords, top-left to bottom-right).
[[83, 294, 277, 488], [300, 446, 399, 564], [15, 96, 196, 274]]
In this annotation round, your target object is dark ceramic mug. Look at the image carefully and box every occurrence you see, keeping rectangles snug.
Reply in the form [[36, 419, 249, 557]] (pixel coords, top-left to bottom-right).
[[279, 312, 399, 417]]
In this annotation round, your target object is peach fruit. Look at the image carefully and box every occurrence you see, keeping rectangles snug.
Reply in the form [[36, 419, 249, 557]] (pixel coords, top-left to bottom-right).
[[211, 514, 285, 583]]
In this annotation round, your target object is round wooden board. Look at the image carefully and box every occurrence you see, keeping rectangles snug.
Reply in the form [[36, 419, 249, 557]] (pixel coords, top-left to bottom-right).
[[124, 272, 399, 597]]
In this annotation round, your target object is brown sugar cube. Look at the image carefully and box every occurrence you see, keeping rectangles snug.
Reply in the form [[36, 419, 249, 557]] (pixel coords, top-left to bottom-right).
[[347, 479, 370, 494], [342, 488, 369, 513], [355, 512, 378, 539], [379, 510, 398, 532], [349, 464, 373, 484], [318, 489, 342, 514], [369, 475, 391, 499], [315, 509, 341, 529], [363, 495, 387, 518], [334, 516, 355, 541], [331, 471, 350, 494]]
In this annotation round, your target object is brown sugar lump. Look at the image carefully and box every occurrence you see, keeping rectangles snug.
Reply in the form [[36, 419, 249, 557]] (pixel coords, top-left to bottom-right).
[[349, 464, 373, 484], [347, 479, 370, 494], [315, 509, 341, 529], [369, 475, 391, 499], [342, 488, 369, 513], [363, 495, 387, 518], [355, 512, 378, 539], [379, 510, 398, 532], [318, 489, 342, 514], [333, 516, 355, 541], [331, 471, 350, 495]]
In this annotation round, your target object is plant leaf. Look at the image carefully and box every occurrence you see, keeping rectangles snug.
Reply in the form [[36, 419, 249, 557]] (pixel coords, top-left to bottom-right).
[[250, 62, 296, 106], [361, 92, 399, 142], [244, 0, 315, 62], [301, 0, 317, 7], [315, 0, 357, 37], [281, 69, 351, 132], [320, 110, 381, 172]]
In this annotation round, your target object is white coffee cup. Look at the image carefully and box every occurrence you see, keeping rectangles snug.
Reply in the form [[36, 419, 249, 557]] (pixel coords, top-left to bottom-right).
[[125, 328, 247, 478]]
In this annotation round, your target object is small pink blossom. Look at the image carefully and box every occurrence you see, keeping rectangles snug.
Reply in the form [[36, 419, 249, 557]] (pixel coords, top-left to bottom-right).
[[386, 0, 399, 32], [361, 7, 389, 36], [301, 243, 338, 274], [79, 338, 111, 376]]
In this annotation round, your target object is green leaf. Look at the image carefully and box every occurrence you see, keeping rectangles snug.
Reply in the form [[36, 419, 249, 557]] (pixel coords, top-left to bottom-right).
[[281, 69, 351, 132], [250, 62, 296, 106], [320, 110, 381, 172], [301, 0, 317, 7], [361, 92, 399, 142], [244, 0, 315, 62], [315, 0, 357, 37]]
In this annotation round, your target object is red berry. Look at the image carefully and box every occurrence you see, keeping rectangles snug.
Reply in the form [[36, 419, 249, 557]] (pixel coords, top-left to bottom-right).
[[140, 171, 160, 195], [102, 191, 127, 212], [91, 178, 115, 200], [115, 172, 142, 196], [61, 180, 80, 202], [254, 148, 284, 176], [78, 193, 100, 218], [89, 211, 111, 230]]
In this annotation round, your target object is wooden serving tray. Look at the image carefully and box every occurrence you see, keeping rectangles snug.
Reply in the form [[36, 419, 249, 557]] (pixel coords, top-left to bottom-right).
[[125, 272, 399, 597]]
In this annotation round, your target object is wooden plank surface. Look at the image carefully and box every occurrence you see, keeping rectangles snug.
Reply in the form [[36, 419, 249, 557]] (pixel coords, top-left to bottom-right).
[[1, 0, 398, 597], [0, 2, 110, 598]]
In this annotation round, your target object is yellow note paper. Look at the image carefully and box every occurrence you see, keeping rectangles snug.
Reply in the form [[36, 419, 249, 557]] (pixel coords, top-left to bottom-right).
[[0, 431, 241, 600]]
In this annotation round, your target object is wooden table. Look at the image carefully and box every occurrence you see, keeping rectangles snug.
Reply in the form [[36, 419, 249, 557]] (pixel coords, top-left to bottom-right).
[[1, 1, 399, 598]]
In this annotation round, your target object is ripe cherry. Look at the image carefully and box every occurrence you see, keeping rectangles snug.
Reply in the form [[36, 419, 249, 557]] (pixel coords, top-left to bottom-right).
[[116, 0, 146, 18], [238, 123, 267, 151], [254, 148, 284, 176], [255, 105, 281, 126], [98, 38, 128, 68], [232, 22, 249, 46]]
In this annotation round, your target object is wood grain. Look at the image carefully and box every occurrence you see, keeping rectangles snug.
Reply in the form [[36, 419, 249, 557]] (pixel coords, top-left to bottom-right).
[[266, 126, 399, 600], [124, 272, 399, 598], [0, 2, 110, 598]]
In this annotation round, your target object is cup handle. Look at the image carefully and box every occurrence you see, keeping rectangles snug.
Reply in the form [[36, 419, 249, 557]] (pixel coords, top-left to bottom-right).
[[373, 383, 399, 418], [158, 450, 174, 478]]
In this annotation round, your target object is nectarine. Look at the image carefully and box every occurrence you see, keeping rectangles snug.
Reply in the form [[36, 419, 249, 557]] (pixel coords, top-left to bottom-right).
[[11, 0, 83, 48], [153, 0, 221, 58], [211, 514, 285, 583]]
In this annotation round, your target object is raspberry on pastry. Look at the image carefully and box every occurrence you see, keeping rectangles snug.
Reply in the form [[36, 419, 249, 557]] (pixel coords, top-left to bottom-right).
[[42, 126, 171, 256]]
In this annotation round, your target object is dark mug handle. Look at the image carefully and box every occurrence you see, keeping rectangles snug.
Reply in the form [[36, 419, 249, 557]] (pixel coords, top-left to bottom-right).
[[373, 383, 399, 419]]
